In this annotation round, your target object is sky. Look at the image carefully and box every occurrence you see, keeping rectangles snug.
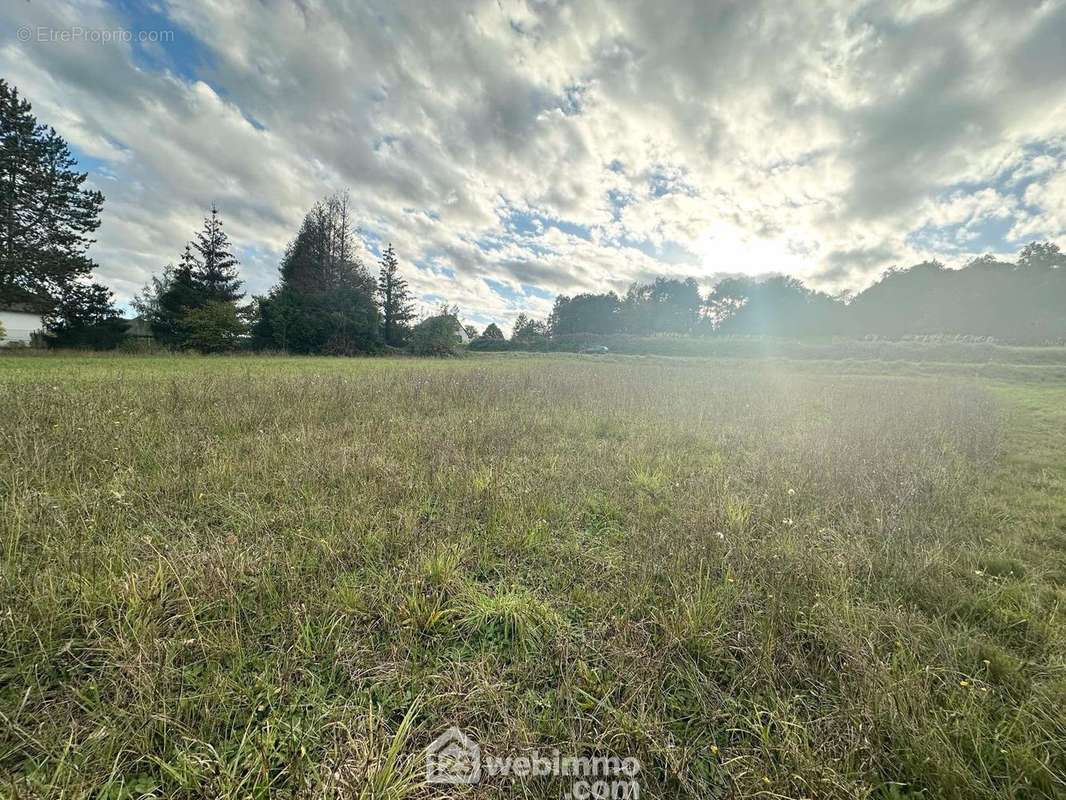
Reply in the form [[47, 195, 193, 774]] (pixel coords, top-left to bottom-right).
[[3, 0, 1065, 329]]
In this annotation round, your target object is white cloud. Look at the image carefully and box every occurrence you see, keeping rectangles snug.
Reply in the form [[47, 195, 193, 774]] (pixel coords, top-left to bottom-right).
[[2, 0, 1065, 322]]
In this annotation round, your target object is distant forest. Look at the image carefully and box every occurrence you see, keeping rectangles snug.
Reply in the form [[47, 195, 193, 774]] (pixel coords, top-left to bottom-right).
[[529, 241, 1066, 346], [2, 76, 1064, 353]]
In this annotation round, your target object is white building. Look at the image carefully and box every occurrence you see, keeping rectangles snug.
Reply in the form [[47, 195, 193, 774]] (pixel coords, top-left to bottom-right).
[[0, 305, 46, 346]]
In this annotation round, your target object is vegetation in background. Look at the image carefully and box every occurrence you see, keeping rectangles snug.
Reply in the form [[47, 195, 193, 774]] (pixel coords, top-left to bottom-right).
[[250, 193, 382, 355], [1, 353, 1064, 798], [43, 280, 128, 350], [0, 79, 104, 305], [5, 77, 1066, 356], [134, 208, 246, 353], [570, 242, 1066, 344], [377, 243, 416, 348], [0, 78, 126, 345], [408, 308, 464, 356]]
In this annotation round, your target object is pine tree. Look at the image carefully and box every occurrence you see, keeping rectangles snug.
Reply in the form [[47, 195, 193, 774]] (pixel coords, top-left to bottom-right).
[[0, 79, 104, 303], [377, 243, 414, 347], [191, 206, 243, 303]]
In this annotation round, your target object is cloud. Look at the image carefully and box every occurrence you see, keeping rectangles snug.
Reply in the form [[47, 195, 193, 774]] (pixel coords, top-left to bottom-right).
[[2, 0, 1065, 324]]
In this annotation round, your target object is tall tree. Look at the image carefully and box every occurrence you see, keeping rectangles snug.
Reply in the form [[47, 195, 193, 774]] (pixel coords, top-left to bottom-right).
[[0, 79, 104, 304], [377, 243, 415, 346], [253, 193, 381, 354], [191, 206, 243, 303], [548, 292, 621, 335], [620, 277, 702, 335], [134, 212, 246, 352], [706, 275, 845, 337], [511, 313, 550, 349]]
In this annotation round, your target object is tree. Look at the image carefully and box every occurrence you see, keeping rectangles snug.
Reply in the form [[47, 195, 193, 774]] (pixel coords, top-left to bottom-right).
[[45, 280, 128, 349], [253, 193, 381, 354], [548, 292, 621, 335], [1016, 241, 1066, 270], [183, 301, 245, 353], [134, 252, 200, 348], [191, 206, 243, 303], [134, 210, 245, 352], [409, 313, 464, 356], [838, 241, 1066, 343], [377, 243, 415, 346], [482, 322, 504, 339], [0, 79, 105, 306], [705, 276, 845, 337], [511, 313, 549, 349], [619, 277, 702, 335]]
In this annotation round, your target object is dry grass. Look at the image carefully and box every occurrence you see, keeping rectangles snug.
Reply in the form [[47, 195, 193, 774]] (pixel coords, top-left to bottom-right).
[[0, 353, 1063, 798]]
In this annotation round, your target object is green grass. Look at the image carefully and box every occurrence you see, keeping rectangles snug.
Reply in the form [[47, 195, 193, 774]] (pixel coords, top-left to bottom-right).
[[1, 352, 1064, 798]]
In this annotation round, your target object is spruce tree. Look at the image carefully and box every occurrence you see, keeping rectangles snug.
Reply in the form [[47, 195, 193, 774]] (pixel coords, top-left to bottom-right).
[[134, 212, 246, 351], [0, 79, 104, 303], [191, 206, 243, 303], [377, 243, 414, 347]]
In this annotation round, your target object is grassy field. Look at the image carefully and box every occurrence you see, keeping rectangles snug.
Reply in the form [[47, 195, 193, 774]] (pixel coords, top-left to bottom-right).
[[1, 352, 1064, 799]]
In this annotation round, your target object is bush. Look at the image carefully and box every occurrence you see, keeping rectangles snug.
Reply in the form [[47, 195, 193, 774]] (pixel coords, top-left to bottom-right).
[[409, 314, 464, 356], [468, 336, 512, 352], [46, 318, 129, 350]]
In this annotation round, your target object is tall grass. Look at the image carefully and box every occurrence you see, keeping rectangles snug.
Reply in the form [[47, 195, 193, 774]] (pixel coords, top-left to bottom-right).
[[0, 354, 1063, 798]]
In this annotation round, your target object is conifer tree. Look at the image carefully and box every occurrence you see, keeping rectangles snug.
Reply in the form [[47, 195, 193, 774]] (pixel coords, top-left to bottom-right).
[[191, 206, 243, 303], [377, 243, 415, 346], [252, 193, 381, 354], [134, 211, 245, 351], [0, 79, 104, 303]]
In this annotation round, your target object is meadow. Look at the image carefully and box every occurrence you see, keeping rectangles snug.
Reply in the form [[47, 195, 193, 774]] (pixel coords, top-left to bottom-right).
[[1, 352, 1064, 799]]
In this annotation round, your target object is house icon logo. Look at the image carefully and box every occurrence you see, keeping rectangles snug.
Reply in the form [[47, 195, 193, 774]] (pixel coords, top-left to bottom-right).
[[425, 726, 481, 784]]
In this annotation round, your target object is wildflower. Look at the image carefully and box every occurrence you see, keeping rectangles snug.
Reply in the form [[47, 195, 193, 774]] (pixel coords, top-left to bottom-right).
[[787, 488, 795, 496], [783, 518, 794, 526], [710, 745, 719, 755], [959, 680, 969, 687]]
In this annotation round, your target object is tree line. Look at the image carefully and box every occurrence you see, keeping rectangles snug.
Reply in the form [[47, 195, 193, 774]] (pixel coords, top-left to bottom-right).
[[0, 78, 463, 355], [491, 244, 1065, 348], [2, 76, 1064, 353], [131, 193, 456, 355]]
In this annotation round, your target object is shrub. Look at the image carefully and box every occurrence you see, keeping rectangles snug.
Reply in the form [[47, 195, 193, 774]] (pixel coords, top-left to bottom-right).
[[408, 314, 464, 356]]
